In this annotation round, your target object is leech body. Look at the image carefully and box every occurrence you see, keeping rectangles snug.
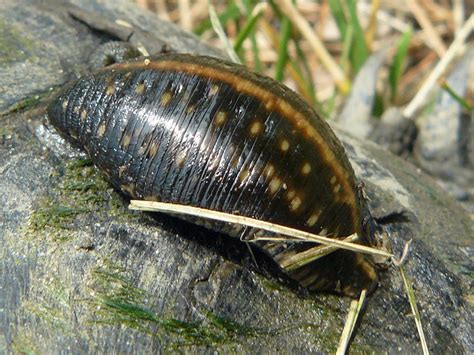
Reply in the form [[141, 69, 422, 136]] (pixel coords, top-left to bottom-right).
[[48, 54, 377, 295]]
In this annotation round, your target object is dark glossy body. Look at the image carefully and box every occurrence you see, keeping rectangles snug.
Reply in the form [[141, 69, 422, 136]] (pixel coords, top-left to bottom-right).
[[48, 54, 377, 295]]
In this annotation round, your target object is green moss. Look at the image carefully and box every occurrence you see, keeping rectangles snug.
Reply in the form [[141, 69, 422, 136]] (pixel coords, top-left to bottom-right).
[[88, 260, 263, 349], [11, 331, 39, 355], [20, 273, 74, 340], [0, 19, 35, 65], [27, 157, 114, 239], [1, 92, 48, 116]]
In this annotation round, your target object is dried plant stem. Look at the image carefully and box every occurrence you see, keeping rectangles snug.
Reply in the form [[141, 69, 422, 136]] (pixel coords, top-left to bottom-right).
[[178, 0, 192, 31], [407, 0, 447, 56], [208, 3, 241, 64], [400, 266, 430, 355], [129, 200, 393, 258], [336, 290, 367, 355], [403, 14, 474, 119], [365, 0, 380, 50], [280, 234, 359, 271], [276, 0, 350, 94]]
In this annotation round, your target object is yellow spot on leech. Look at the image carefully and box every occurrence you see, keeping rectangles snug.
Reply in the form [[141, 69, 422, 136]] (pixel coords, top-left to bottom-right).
[[289, 196, 302, 211], [97, 123, 106, 137], [330, 176, 337, 184], [208, 156, 219, 171], [249, 121, 262, 136], [209, 84, 219, 96], [231, 155, 240, 168], [269, 177, 282, 194], [121, 134, 132, 149], [306, 212, 320, 227], [135, 82, 145, 94], [161, 91, 173, 106], [147, 142, 159, 159], [80, 109, 87, 121], [264, 164, 275, 179], [301, 162, 311, 175], [286, 189, 296, 200], [62, 100, 68, 110], [118, 165, 127, 178], [214, 111, 227, 126], [239, 169, 250, 183], [280, 139, 290, 152], [186, 105, 196, 114], [144, 58, 151, 66], [106, 81, 115, 95], [265, 99, 275, 110], [176, 150, 186, 167], [333, 184, 342, 193], [73, 106, 80, 114]]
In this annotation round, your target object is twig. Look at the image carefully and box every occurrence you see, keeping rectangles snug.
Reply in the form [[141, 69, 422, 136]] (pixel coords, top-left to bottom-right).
[[403, 14, 474, 119]]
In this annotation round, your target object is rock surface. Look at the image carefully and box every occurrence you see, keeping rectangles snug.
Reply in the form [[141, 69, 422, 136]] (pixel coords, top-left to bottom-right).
[[1, 0, 472, 353]]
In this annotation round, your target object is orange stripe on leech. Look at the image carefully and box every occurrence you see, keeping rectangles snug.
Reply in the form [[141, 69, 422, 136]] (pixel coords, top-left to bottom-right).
[[110, 58, 359, 232]]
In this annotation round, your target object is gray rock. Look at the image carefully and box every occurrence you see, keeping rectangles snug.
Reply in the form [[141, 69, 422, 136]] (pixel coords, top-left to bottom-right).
[[337, 49, 388, 138], [1, 0, 472, 353]]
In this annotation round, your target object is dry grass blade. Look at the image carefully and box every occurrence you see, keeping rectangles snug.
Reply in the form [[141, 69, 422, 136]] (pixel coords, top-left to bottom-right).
[[276, 0, 350, 94], [178, 0, 192, 31], [336, 289, 367, 355], [400, 266, 430, 355], [365, 0, 380, 49], [129, 200, 393, 258], [280, 235, 359, 271], [403, 13, 474, 119], [407, 0, 447, 56], [208, 2, 241, 64]]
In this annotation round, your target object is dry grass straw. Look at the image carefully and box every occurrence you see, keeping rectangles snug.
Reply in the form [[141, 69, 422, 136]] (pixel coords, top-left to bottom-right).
[[336, 289, 367, 355], [129, 200, 392, 259], [403, 13, 474, 119], [276, 0, 350, 94], [407, 0, 447, 56], [208, 2, 240, 64], [400, 266, 430, 355]]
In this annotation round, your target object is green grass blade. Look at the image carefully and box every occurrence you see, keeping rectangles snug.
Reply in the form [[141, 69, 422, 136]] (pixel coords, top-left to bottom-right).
[[274, 15, 292, 81], [209, 2, 241, 64], [389, 28, 413, 102], [441, 82, 473, 111], [328, 0, 347, 39], [347, 0, 369, 73], [193, 3, 240, 36], [340, 23, 354, 74], [294, 39, 318, 107], [233, 5, 263, 53]]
